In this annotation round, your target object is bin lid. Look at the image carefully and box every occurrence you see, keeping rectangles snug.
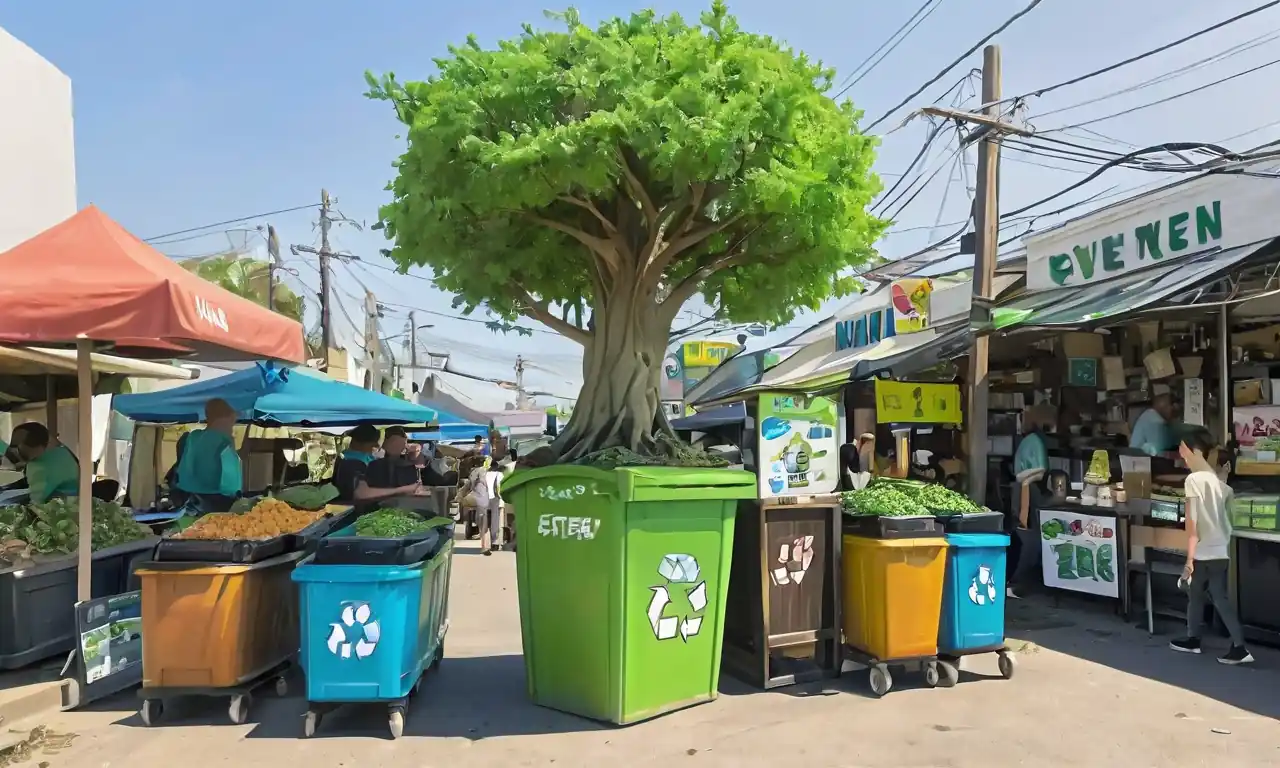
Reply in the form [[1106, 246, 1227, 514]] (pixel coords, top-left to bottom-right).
[[843, 535, 948, 549], [944, 533, 1010, 548], [503, 463, 756, 500]]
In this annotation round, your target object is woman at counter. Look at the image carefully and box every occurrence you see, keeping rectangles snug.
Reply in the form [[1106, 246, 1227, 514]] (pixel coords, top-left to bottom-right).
[[171, 398, 243, 513]]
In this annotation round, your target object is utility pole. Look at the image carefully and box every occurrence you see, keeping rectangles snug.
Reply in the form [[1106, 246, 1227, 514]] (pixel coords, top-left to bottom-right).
[[290, 190, 334, 369], [364, 290, 380, 391], [408, 311, 418, 370], [515, 355, 528, 410], [922, 47, 1022, 504], [265, 224, 280, 312]]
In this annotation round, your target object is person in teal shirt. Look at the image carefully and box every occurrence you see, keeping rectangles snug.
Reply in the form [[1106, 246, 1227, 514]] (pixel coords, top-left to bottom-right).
[[1130, 393, 1176, 456], [14, 422, 80, 504], [173, 398, 243, 512]]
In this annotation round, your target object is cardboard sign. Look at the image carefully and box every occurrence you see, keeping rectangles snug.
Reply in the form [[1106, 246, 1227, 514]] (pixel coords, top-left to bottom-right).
[[874, 380, 962, 425]]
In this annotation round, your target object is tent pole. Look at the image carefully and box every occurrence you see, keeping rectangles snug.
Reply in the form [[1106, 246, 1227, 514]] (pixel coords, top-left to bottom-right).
[[46, 376, 58, 439], [76, 339, 93, 603]]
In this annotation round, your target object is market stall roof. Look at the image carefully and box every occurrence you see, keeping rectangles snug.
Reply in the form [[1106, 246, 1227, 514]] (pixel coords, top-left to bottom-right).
[[113, 362, 437, 427], [0, 206, 305, 363], [414, 387, 492, 427], [670, 402, 747, 432], [987, 240, 1276, 332], [0, 343, 197, 409], [683, 347, 801, 407], [410, 423, 493, 442]]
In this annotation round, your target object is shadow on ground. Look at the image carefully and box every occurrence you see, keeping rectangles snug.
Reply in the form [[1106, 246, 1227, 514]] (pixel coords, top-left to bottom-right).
[[1004, 592, 1280, 720]]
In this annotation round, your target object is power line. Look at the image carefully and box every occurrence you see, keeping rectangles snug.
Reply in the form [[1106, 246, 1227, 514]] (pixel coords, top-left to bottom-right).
[[1008, 1, 1280, 106], [833, 0, 944, 99], [1041, 55, 1280, 133], [143, 204, 318, 243], [864, 0, 1047, 132]]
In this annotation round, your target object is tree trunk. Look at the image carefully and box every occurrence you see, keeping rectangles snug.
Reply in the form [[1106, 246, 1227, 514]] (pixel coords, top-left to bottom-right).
[[550, 290, 675, 463]]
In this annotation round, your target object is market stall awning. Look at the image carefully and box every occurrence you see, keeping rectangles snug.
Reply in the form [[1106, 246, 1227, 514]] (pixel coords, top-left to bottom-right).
[[684, 348, 798, 407], [988, 241, 1273, 332], [0, 206, 305, 362], [0, 344, 197, 409], [410, 423, 493, 442], [113, 362, 437, 427], [670, 402, 747, 432]]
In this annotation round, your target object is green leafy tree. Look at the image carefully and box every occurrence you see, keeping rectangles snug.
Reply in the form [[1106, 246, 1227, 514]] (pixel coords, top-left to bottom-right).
[[182, 254, 305, 322], [368, 2, 885, 462]]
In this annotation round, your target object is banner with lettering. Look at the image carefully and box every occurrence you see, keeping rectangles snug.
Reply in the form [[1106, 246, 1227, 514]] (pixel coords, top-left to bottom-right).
[[890, 279, 933, 334]]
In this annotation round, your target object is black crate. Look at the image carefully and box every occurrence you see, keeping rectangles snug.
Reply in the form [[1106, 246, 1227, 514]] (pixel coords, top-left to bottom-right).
[[841, 514, 943, 539], [311, 524, 454, 566], [938, 511, 1005, 533], [153, 514, 333, 564]]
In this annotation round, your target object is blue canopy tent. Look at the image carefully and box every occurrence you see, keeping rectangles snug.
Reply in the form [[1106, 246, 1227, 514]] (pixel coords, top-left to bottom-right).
[[411, 423, 492, 442], [113, 362, 438, 427]]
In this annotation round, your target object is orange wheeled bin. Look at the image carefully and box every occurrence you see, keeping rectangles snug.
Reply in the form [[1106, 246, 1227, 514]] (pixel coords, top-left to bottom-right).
[[134, 550, 304, 726], [841, 534, 949, 696]]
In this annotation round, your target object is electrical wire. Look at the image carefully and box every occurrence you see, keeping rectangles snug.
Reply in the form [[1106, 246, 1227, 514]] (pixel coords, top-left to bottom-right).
[[833, 0, 944, 99], [143, 204, 318, 243], [864, 0, 1047, 132], [1041, 55, 1280, 133]]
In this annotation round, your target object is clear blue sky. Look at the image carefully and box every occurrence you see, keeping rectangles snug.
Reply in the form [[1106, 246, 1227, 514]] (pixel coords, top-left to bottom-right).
[[5, 0, 1278, 406]]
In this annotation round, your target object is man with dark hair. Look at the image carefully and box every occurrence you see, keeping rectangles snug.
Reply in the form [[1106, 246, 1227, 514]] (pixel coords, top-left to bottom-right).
[[366, 426, 423, 491], [15, 422, 80, 504], [473, 434, 490, 457], [332, 424, 422, 505]]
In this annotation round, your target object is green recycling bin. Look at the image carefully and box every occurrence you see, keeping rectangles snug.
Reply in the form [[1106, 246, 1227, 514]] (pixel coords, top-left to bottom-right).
[[504, 465, 756, 725]]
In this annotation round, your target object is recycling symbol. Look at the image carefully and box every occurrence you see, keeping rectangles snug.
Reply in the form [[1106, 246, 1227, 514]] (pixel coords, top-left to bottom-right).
[[326, 601, 381, 659], [647, 554, 708, 642], [968, 565, 997, 606], [770, 536, 815, 587]]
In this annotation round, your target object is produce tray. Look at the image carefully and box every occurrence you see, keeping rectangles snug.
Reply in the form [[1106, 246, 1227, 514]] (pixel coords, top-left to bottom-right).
[[154, 515, 334, 565], [936, 511, 1005, 533], [842, 514, 943, 539], [311, 522, 454, 566]]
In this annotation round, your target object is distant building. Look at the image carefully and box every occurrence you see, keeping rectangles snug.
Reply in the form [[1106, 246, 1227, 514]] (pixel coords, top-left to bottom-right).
[[0, 26, 76, 251]]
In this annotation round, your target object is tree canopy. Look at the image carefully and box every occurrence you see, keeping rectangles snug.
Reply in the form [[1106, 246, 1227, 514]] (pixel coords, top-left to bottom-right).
[[182, 254, 304, 322], [368, 2, 886, 462]]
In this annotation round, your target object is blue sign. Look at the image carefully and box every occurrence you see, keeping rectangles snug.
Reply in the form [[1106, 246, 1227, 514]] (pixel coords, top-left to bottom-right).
[[835, 309, 896, 352]]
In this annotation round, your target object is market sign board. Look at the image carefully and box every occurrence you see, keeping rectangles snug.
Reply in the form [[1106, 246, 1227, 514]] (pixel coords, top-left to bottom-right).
[[682, 341, 738, 369], [874, 380, 961, 425], [1039, 511, 1119, 599], [757, 393, 839, 499], [890, 278, 933, 334], [1026, 170, 1280, 291]]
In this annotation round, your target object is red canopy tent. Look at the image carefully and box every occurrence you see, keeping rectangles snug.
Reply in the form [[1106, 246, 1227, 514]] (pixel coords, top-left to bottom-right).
[[0, 206, 306, 600]]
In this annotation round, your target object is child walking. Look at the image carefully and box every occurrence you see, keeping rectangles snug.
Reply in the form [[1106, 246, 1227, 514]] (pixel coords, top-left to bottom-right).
[[1169, 430, 1254, 665]]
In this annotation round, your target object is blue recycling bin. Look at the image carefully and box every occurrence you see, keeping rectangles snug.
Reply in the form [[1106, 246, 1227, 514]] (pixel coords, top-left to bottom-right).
[[938, 533, 1010, 654], [292, 541, 453, 738]]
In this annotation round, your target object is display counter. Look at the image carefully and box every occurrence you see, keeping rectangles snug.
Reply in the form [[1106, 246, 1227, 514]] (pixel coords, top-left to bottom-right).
[[1233, 528, 1280, 646]]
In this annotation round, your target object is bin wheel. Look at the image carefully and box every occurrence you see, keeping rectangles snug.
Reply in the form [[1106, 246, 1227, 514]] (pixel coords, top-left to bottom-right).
[[868, 664, 893, 697], [997, 651, 1017, 680], [229, 694, 250, 725], [274, 677, 289, 697], [388, 707, 405, 739], [431, 643, 445, 671], [139, 699, 162, 727], [937, 659, 960, 688], [923, 662, 940, 688], [303, 710, 320, 738]]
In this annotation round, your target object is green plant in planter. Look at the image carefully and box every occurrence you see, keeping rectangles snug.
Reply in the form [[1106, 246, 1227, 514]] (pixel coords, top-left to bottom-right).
[[366, 1, 885, 467]]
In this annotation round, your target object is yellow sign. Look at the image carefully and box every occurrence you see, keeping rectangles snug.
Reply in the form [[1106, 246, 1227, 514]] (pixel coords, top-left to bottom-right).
[[874, 379, 962, 425], [682, 341, 738, 368], [890, 278, 933, 334]]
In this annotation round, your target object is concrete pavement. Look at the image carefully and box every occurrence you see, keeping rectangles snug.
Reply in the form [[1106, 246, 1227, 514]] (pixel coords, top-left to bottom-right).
[[5, 538, 1279, 767]]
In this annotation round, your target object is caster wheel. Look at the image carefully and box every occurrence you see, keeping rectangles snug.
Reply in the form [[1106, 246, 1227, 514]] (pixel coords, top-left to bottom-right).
[[868, 664, 893, 698], [431, 644, 444, 671], [937, 660, 960, 688], [275, 677, 289, 697], [998, 651, 1017, 680], [229, 694, 250, 725], [923, 661, 940, 688], [412, 675, 423, 694], [388, 708, 405, 739], [140, 699, 162, 727], [303, 710, 319, 738]]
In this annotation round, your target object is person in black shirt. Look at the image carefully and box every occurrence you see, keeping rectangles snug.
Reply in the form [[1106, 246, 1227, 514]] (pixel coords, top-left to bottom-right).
[[366, 426, 423, 491], [331, 424, 421, 505]]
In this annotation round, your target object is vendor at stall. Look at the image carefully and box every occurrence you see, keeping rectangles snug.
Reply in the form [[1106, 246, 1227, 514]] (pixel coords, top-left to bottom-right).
[[12, 422, 79, 503], [1130, 390, 1177, 456], [332, 424, 423, 505], [171, 398, 243, 513], [366, 426, 424, 489], [1009, 404, 1057, 596]]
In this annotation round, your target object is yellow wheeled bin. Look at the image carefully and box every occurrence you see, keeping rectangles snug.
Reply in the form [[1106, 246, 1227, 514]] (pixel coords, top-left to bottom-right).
[[841, 535, 949, 695]]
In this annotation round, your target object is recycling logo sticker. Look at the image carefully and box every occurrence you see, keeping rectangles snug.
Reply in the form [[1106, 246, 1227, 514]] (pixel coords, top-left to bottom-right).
[[326, 601, 381, 659], [647, 554, 708, 642], [968, 565, 997, 606]]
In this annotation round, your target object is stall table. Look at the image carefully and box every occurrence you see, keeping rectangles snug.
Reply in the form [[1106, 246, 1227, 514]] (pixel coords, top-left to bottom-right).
[[1233, 528, 1280, 646]]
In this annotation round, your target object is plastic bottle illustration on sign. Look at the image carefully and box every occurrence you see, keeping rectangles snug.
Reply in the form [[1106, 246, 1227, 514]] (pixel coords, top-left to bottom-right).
[[770, 536, 815, 586], [326, 602, 380, 659], [968, 565, 997, 606], [647, 554, 708, 642]]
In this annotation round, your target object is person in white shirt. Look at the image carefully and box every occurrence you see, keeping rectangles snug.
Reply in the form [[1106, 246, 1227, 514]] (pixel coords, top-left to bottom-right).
[[464, 461, 505, 556], [1168, 430, 1253, 665]]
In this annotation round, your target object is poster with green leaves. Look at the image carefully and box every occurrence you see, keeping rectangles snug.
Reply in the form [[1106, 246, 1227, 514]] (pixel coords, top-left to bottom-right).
[[757, 393, 839, 498]]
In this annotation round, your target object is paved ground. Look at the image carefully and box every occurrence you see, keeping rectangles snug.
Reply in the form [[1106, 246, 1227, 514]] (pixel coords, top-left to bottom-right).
[[4, 539, 1280, 768]]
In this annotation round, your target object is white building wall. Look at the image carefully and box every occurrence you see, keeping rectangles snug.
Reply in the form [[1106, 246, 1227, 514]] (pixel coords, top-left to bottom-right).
[[0, 26, 76, 252]]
